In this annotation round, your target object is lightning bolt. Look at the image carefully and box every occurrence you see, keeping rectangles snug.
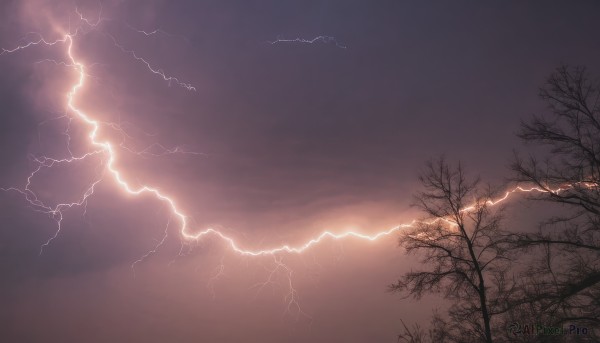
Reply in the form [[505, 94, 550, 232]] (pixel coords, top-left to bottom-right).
[[2, 11, 591, 261], [5, 8, 598, 318]]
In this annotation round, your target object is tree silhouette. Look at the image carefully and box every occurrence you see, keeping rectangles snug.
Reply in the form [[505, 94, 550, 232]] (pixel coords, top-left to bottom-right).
[[511, 65, 600, 338], [391, 158, 513, 343]]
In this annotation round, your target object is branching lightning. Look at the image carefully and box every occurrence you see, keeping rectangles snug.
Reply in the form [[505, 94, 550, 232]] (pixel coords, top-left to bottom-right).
[[1, 10, 590, 263], [5, 7, 598, 318], [105, 33, 196, 91], [251, 256, 311, 320]]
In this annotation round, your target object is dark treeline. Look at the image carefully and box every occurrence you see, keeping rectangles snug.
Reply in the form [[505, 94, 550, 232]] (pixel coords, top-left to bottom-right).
[[391, 66, 600, 343]]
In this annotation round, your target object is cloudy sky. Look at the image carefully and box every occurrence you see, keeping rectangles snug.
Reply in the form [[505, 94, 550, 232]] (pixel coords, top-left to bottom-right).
[[1, 1, 600, 342]]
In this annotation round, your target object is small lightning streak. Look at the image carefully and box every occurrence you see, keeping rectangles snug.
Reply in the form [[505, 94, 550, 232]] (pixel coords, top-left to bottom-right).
[[1, 33, 68, 56], [131, 216, 171, 274], [105, 33, 196, 91], [120, 142, 205, 159], [207, 256, 226, 299], [252, 256, 311, 320], [75, 5, 104, 28], [125, 23, 191, 44], [268, 35, 347, 49]]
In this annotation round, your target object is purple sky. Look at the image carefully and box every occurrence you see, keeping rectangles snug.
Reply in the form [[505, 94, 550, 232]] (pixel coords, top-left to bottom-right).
[[1, 1, 600, 342]]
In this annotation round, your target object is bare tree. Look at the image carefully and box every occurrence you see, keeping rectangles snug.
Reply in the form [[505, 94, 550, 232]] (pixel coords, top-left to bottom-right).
[[511, 65, 600, 337], [396, 312, 452, 343], [391, 158, 513, 343]]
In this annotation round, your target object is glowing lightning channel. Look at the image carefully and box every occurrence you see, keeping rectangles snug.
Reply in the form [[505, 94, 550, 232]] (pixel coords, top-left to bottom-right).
[[2, 20, 591, 260]]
